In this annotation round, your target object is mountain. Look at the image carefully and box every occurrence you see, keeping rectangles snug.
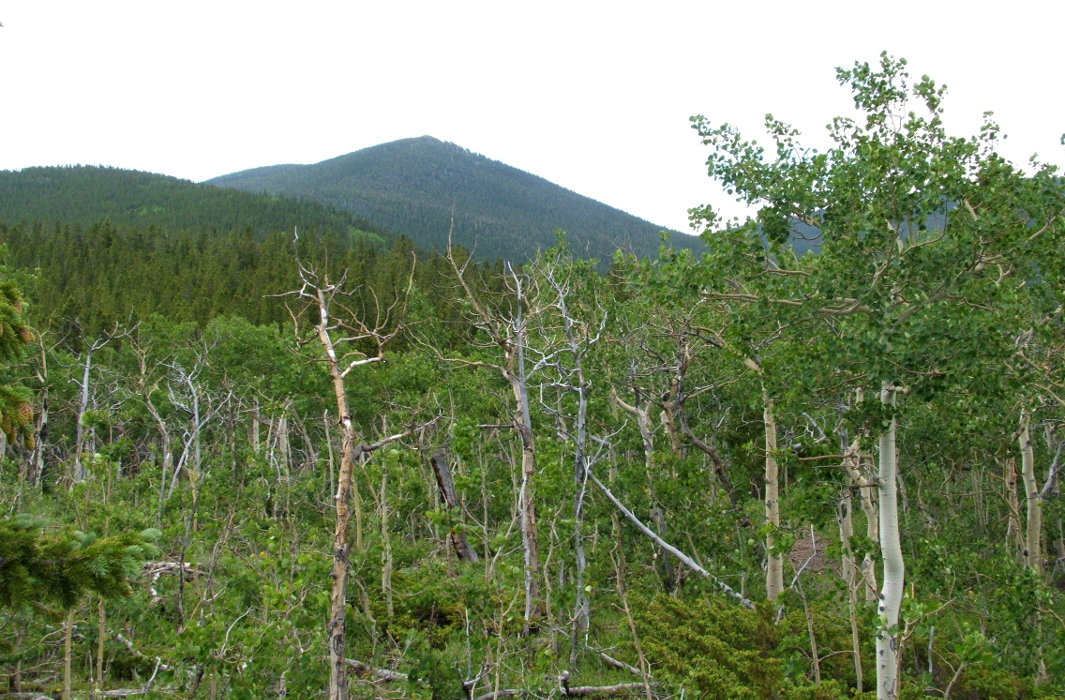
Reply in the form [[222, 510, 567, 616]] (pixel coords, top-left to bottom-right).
[[0, 165, 393, 244], [207, 136, 704, 262]]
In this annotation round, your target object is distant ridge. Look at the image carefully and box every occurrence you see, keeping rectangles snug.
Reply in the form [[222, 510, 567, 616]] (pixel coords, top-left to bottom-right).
[[207, 136, 703, 262], [0, 165, 392, 243]]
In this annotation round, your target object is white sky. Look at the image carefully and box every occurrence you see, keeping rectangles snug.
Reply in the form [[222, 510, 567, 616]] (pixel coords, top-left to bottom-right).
[[1, 1, 1062, 233]]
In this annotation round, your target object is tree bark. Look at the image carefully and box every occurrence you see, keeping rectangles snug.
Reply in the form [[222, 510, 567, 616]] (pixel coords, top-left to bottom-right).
[[838, 479, 864, 693], [763, 388, 783, 603], [843, 439, 879, 601], [62, 608, 74, 700], [323, 309, 357, 700], [875, 382, 904, 700], [431, 452, 479, 561], [1019, 409, 1042, 575], [506, 266, 542, 631], [1003, 457, 1023, 562], [73, 351, 93, 483]]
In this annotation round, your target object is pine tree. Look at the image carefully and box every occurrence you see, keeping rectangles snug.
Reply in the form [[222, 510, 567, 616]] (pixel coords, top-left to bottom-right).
[[0, 279, 34, 446]]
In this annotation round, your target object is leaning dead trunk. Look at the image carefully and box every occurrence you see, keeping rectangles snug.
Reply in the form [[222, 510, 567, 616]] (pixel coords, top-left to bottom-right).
[[431, 452, 479, 561], [588, 467, 755, 610], [875, 382, 904, 700]]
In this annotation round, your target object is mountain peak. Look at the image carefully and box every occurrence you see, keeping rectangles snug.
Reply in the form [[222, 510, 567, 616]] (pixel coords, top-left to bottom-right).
[[207, 138, 701, 262]]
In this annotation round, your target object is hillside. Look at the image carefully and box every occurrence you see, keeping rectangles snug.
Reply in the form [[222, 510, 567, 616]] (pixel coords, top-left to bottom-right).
[[0, 165, 393, 244], [207, 136, 704, 261]]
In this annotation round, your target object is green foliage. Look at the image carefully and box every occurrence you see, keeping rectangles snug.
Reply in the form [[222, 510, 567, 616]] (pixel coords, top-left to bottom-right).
[[0, 278, 34, 445], [636, 594, 858, 699], [0, 516, 158, 608]]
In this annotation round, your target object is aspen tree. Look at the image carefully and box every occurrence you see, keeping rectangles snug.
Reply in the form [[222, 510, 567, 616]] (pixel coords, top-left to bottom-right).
[[691, 53, 1064, 698]]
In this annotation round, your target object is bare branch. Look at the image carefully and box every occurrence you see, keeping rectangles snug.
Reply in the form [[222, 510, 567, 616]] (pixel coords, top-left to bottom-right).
[[587, 468, 755, 609]]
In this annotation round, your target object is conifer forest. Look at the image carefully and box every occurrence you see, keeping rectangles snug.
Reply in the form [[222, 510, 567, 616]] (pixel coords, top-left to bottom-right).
[[1, 55, 1063, 699]]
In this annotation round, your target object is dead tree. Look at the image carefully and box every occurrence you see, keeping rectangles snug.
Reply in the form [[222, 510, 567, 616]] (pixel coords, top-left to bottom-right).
[[283, 249, 415, 700], [527, 253, 608, 664], [442, 239, 545, 632], [70, 322, 132, 482]]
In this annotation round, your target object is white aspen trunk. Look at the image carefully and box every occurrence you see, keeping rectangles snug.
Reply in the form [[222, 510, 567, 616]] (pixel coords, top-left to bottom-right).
[[29, 394, 47, 487], [876, 382, 904, 700], [569, 379, 590, 665], [328, 404, 356, 700], [660, 390, 684, 457], [96, 597, 106, 692], [1019, 409, 1043, 575], [73, 352, 93, 482], [278, 413, 291, 475], [550, 284, 595, 666], [1002, 457, 1023, 560], [28, 343, 48, 487], [63, 608, 74, 700], [763, 389, 783, 603], [1018, 409, 1050, 685], [513, 377, 542, 629], [324, 410, 336, 499], [251, 400, 262, 454], [843, 441, 879, 601], [189, 376, 202, 484], [379, 467, 394, 622], [610, 387, 655, 477], [510, 270, 542, 631], [839, 479, 864, 693]]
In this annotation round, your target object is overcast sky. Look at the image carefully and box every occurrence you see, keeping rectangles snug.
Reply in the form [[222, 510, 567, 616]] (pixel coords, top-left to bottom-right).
[[1, 1, 1061, 233]]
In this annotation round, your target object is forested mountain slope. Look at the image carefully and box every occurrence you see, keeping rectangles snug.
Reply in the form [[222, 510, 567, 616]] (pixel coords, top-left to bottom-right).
[[207, 136, 704, 261], [0, 165, 393, 244]]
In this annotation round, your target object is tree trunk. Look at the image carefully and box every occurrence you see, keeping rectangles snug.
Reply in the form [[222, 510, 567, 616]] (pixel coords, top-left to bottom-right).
[[96, 597, 106, 692], [843, 439, 879, 601], [73, 352, 93, 483], [431, 452, 479, 561], [28, 341, 49, 487], [510, 285, 542, 632], [319, 297, 358, 700], [839, 479, 864, 693], [514, 403, 542, 630], [327, 401, 356, 700], [1003, 457, 1023, 561], [1019, 409, 1042, 575], [569, 395, 590, 665], [875, 383, 904, 700], [63, 608, 74, 700], [379, 466, 394, 623], [763, 389, 783, 603]]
